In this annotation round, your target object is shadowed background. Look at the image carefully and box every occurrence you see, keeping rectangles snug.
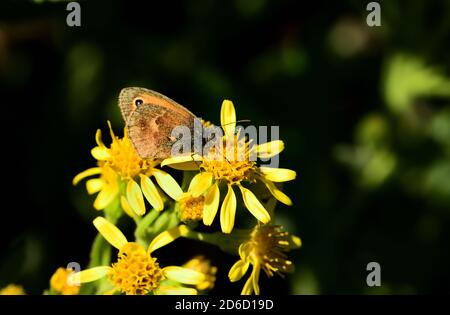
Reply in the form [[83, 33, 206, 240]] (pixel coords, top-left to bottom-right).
[[0, 0, 449, 294]]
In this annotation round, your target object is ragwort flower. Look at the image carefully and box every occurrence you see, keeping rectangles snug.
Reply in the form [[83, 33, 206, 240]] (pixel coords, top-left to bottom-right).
[[70, 217, 205, 295], [182, 255, 217, 292], [162, 100, 296, 233], [73, 122, 182, 216], [228, 225, 301, 295]]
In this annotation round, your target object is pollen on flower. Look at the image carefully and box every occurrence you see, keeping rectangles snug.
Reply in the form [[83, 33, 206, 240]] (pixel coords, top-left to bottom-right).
[[109, 242, 164, 295], [201, 134, 256, 185], [179, 194, 205, 222], [50, 267, 80, 295], [103, 127, 154, 180], [244, 225, 297, 277]]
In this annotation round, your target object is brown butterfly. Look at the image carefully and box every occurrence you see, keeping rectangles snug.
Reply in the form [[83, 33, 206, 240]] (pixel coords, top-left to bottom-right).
[[118, 87, 201, 160]]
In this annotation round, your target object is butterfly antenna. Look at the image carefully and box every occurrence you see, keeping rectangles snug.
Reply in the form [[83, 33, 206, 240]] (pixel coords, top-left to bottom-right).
[[221, 119, 251, 127]]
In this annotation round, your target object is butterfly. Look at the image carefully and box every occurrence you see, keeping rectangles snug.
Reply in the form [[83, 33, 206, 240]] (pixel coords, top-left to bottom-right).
[[118, 87, 203, 160]]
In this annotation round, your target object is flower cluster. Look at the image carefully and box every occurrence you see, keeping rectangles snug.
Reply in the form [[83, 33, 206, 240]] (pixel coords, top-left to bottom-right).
[[18, 97, 301, 296]]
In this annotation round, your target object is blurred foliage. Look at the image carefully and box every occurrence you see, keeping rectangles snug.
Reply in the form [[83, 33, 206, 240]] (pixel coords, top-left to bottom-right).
[[0, 0, 449, 294]]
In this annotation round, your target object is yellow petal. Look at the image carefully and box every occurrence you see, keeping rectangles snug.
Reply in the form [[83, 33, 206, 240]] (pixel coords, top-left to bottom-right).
[[126, 179, 146, 216], [107, 120, 116, 140], [152, 169, 183, 200], [93, 185, 119, 210], [70, 266, 111, 284], [189, 172, 213, 197], [259, 167, 296, 182], [95, 128, 105, 148], [73, 167, 102, 185], [86, 178, 104, 195], [239, 186, 271, 224], [161, 154, 202, 171], [241, 274, 254, 295], [140, 175, 164, 211], [202, 183, 220, 226], [91, 146, 110, 160], [93, 217, 128, 250], [290, 235, 302, 249], [120, 196, 136, 218], [221, 99, 236, 136], [262, 179, 293, 206], [155, 286, 197, 295], [256, 140, 285, 158], [228, 260, 250, 282], [220, 185, 237, 234], [147, 225, 189, 253], [163, 266, 205, 285], [252, 263, 261, 295]]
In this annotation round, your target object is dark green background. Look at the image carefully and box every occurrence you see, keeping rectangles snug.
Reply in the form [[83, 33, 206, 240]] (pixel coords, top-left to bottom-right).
[[1, 0, 449, 294]]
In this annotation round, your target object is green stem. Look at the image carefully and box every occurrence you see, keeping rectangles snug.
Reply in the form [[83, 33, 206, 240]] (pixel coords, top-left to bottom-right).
[[182, 229, 249, 255], [135, 208, 161, 243]]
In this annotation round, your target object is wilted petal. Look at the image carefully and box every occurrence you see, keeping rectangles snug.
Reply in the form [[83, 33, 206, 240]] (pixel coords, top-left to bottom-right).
[[220, 185, 237, 234], [239, 186, 271, 224], [152, 169, 183, 200], [202, 183, 220, 226]]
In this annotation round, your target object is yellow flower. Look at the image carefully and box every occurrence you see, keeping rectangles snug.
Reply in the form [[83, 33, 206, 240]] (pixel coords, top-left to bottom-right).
[[70, 217, 205, 295], [162, 100, 296, 233], [0, 284, 25, 295], [50, 267, 80, 295], [73, 121, 183, 216], [182, 255, 217, 292], [177, 193, 205, 222], [228, 225, 301, 295], [175, 176, 209, 223]]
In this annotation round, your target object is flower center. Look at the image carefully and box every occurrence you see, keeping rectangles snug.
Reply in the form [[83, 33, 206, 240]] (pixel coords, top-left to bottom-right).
[[101, 133, 153, 180], [109, 242, 164, 295], [179, 194, 205, 222], [201, 135, 256, 185], [245, 226, 295, 278]]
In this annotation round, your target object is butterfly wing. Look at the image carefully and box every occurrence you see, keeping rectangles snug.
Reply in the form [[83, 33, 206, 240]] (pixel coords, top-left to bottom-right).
[[127, 103, 195, 160], [119, 87, 196, 125]]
